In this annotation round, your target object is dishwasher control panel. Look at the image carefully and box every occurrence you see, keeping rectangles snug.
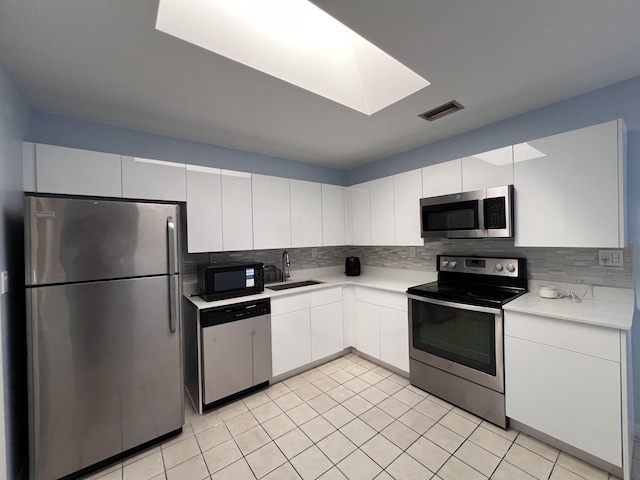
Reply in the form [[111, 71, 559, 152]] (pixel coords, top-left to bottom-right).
[[201, 298, 271, 327]]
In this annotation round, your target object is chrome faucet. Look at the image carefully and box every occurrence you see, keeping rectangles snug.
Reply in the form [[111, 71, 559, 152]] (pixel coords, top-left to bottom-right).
[[282, 250, 290, 282]]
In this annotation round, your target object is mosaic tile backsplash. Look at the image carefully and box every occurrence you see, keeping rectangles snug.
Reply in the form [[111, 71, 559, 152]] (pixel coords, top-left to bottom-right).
[[184, 241, 632, 288]]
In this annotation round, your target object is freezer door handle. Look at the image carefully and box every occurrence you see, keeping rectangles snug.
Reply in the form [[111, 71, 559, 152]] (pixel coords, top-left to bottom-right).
[[169, 274, 178, 333], [167, 216, 177, 274]]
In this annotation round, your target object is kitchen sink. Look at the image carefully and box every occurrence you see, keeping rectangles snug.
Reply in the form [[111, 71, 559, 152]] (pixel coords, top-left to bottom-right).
[[267, 280, 325, 291]]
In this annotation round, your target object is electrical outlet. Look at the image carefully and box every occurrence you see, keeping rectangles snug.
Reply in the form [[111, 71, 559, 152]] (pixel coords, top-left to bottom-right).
[[598, 249, 624, 267], [311, 248, 317, 258], [409, 247, 416, 258]]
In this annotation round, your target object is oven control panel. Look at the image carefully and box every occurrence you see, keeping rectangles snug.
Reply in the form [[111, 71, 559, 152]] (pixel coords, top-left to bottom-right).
[[439, 256, 523, 277]]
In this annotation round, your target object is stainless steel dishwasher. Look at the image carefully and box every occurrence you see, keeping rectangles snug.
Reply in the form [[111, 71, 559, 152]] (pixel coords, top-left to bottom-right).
[[199, 298, 271, 411]]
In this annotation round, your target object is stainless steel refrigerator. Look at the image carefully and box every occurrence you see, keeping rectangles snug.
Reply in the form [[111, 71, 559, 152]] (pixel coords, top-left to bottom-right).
[[25, 195, 184, 480]]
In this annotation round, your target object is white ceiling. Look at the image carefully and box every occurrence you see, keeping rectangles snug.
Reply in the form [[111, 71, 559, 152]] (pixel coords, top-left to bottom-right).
[[1, 0, 639, 170]]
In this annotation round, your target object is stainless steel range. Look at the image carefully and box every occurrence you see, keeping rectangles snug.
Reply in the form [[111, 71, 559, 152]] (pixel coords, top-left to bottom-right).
[[407, 255, 527, 428]]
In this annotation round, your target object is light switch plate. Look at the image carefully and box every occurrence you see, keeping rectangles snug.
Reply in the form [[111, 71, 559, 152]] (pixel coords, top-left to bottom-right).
[[598, 249, 624, 267], [0, 271, 8, 294]]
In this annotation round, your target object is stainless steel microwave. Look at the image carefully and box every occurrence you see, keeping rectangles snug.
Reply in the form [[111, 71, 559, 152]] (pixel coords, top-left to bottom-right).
[[198, 262, 264, 301], [420, 185, 514, 239]]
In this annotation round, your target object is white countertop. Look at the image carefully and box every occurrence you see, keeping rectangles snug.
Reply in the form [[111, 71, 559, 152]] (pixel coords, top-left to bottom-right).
[[503, 282, 634, 330], [184, 265, 437, 310], [185, 266, 634, 331]]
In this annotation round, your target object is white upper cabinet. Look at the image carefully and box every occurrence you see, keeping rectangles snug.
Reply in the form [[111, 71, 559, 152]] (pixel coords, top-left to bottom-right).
[[514, 119, 625, 248], [252, 174, 291, 249], [461, 146, 513, 192], [370, 176, 395, 246], [34, 144, 123, 197], [321, 184, 345, 246], [393, 169, 423, 246], [122, 156, 187, 201], [350, 182, 372, 246], [186, 165, 223, 253], [422, 159, 462, 197], [221, 170, 253, 251], [290, 179, 322, 248]]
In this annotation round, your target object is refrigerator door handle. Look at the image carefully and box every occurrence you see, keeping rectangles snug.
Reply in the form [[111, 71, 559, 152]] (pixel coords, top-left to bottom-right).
[[167, 216, 178, 333], [167, 216, 177, 274], [169, 274, 178, 333]]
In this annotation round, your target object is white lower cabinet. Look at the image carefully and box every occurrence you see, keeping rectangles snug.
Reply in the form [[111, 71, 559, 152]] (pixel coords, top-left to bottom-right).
[[271, 309, 312, 377], [271, 287, 343, 377], [354, 287, 408, 373], [355, 301, 380, 358], [311, 302, 343, 361], [379, 306, 409, 372], [505, 311, 629, 473]]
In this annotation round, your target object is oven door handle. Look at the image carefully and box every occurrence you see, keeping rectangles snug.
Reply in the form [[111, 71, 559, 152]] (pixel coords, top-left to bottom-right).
[[407, 294, 502, 315]]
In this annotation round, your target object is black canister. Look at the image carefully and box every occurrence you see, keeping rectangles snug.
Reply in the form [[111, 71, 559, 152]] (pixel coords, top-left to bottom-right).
[[345, 256, 361, 276]]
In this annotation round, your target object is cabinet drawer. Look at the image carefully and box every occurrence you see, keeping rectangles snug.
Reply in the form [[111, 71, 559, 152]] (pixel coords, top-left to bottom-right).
[[355, 287, 407, 311], [504, 311, 620, 362], [312, 286, 342, 306], [271, 292, 312, 315]]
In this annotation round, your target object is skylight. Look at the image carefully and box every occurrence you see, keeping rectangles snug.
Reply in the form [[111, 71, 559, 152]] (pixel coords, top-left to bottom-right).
[[155, 0, 430, 115]]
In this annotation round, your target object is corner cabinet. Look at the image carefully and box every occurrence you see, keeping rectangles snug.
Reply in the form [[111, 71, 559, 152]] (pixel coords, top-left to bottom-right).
[[354, 287, 409, 373], [504, 311, 632, 478], [271, 287, 344, 377], [321, 184, 346, 246], [514, 119, 626, 248]]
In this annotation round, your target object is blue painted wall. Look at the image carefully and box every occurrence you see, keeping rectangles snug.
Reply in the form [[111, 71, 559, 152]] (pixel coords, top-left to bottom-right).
[[349, 75, 640, 184], [27, 112, 348, 186], [0, 60, 29, 479]]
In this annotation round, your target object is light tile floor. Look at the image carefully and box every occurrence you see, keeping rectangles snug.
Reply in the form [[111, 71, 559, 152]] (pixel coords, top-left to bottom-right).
[[81, 353, 624, 480]]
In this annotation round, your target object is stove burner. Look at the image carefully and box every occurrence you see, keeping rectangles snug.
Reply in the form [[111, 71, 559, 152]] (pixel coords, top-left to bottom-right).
[[467, 290, 508, 301]]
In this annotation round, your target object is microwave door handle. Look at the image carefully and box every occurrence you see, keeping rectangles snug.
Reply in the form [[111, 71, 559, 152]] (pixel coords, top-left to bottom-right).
[[478, 197, 486, 231]]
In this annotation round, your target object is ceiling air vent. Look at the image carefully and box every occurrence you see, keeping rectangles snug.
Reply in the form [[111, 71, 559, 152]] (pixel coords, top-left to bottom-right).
[[418, 100, 465, 122]]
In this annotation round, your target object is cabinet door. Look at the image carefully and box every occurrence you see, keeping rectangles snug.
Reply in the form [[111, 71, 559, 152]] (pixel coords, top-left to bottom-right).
[[221, 170, 253, 251], [252, 174, 291, 249], [514, 120, 624, 247], [379, 306, 409, 373], [370, 176, 395, 246], [122, 156, 186, 201], [354, 301, 380, 359], [393, 169, 423, 246], [322, 184, 345, 246], [271, 310, 311, 377], [461, 146, 513, 192], [422, 159, 461, 197], [311, 302, 344, 361], [186, 165, 223, 253], [290, 179, 322, 248], [505, 336, 622, 466], [351, 182, 372, 246], [35, 144, 122, 197]]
